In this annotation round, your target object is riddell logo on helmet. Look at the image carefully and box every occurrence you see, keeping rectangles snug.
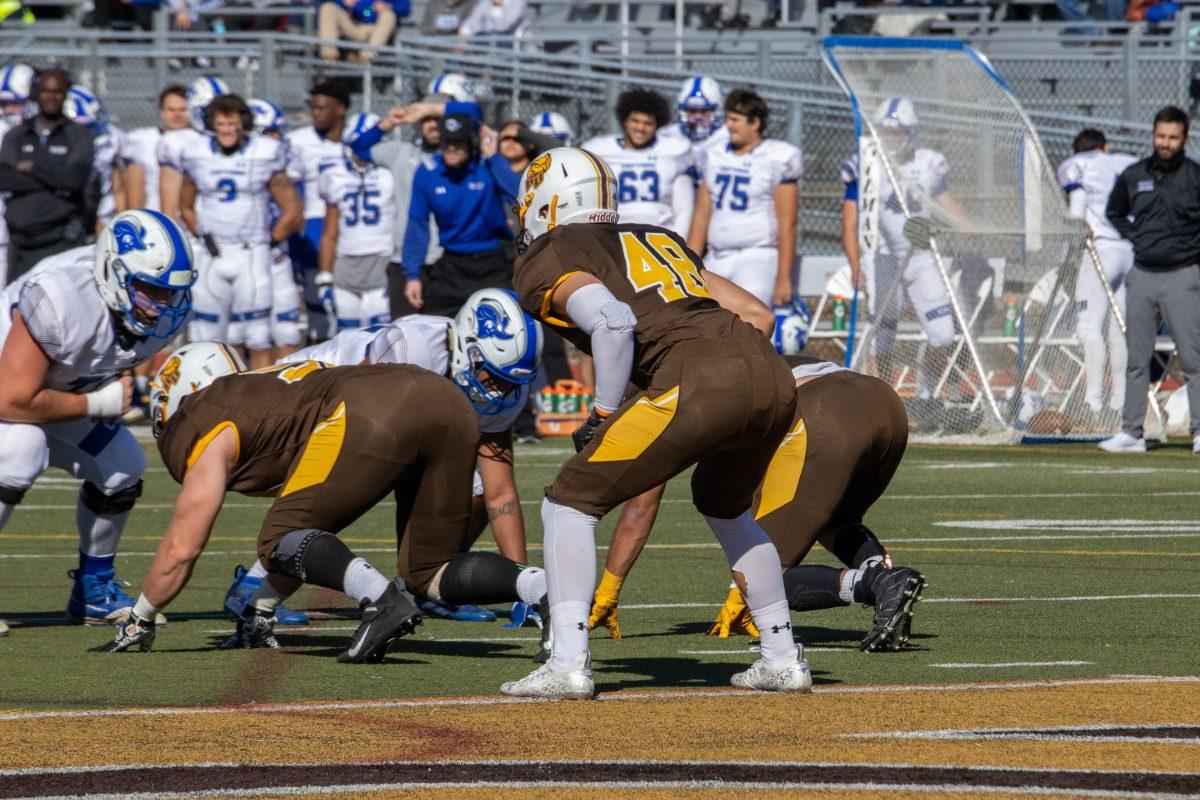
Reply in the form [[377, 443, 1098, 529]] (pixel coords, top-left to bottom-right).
[[588, 211, 618, 223]]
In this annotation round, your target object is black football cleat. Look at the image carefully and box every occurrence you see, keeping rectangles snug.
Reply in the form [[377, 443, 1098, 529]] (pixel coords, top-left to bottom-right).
[[91, 612, 155, 653], [219, 612, 281, 650], [860, 565, 926, 653], [533, 594, 552, 664], [338, 580, 421, 664]]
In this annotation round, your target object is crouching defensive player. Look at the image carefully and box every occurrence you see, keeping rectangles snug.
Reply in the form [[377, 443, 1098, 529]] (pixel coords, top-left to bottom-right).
[[93, 342, 547, 661], [589, 356, 926, 652]]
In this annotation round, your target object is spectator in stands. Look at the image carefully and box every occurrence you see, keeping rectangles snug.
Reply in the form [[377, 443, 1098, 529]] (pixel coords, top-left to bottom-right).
[[86, 0, 156, 31], [400, 113, 516, 317], [1057, 0, 1126, 26], [348, 95, 480, 318], [457, 0, 526, 43], [1101, 106, 1200, 454], [420, 0, 476, 35], [318, 0, 410, 62], [0, 69, 96, 283]]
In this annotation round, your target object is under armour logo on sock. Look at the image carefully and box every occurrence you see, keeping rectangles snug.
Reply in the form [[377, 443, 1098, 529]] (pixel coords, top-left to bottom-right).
[[771, 622, 792, 634], [577, 622, 587, 631]]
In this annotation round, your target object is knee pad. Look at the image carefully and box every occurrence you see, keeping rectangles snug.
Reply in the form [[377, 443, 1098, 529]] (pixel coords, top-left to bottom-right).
[[0, 483, 27, 506], [435, 551, 521, 606], [267, 529, 353, 589], [80, 479, 142, 515], [822, 523, 887, 569]]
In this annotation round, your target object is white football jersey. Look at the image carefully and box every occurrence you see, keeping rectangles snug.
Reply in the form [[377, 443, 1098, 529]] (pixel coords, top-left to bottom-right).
[[0, 117, 9, 246], [880, 148, 950, 220], [318, 164, 397, 258], [660, 123, 730, 157], [156, 127, 205, 173], [121, 126, 164, 211], [285, 314, 525, 433], [285, 126, 345, 220], [93, 123, 124, 225], [582, 134, 695, 231], [0, 248, 164, 392], [1057, 150, 1137, 241], [698, 139, 803, 253], [179, 133, 289, 245]]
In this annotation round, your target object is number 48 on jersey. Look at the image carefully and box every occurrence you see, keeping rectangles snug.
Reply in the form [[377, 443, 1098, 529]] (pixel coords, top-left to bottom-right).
[[620, 230, 711, 302]]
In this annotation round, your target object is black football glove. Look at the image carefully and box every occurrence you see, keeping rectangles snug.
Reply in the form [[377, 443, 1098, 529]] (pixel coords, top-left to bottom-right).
[[90, 611, 156, 653], [202, 233, 221, 258], [902, 216, 934, 250], [572, 410, 606, 453]]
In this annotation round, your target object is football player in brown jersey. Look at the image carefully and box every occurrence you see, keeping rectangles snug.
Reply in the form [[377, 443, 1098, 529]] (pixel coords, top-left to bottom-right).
[[501, 147, 811, 699], [588, 356, 927, 653], [93, 342, 550, 662]]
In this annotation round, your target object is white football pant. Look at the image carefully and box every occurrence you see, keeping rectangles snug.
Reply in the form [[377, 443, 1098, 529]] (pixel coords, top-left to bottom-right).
[[705, 246, 778, 309], [190, 242, 273, 352], [1076, 237, 1133, 412], [268, 246, 303, 348], [866, 247, 956, 356], [334, 286, 390, 331]]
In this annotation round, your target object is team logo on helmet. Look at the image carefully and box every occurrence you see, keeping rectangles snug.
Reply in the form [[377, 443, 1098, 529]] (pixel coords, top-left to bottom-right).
[[525, 153, 552, 191], [112, 219, 149, 255], [158, 356, 182, 390], [475, 304, 514, 341]]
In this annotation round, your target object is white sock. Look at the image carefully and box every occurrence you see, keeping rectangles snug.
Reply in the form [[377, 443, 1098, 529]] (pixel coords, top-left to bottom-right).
[[0, 502, 13, 530], [705, 512, 796, 667], [342, 557, 390, 604], [516, 567, 546, 605], [247, 560, 270, 580], [839, 567, 864, 604], [133, 593, 160, 621], [77, 504, 127, 558], [542, 498, 598, 672]]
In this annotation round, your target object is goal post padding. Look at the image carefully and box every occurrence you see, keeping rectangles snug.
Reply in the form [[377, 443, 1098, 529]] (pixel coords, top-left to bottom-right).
[[821, 36, 1130, 443]]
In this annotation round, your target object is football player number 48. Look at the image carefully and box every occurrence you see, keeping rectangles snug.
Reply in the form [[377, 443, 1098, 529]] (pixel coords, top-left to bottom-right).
[[620, 230, 711, 302]]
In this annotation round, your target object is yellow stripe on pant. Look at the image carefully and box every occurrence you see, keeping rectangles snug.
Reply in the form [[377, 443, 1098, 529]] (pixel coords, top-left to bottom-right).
[[589, 387, 679, 463], [281, 402, 347, 497], [755, 417, 808, 520]]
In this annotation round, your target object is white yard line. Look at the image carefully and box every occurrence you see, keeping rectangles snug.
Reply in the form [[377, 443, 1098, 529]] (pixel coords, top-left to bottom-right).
[[0, 675, 1195, 722], [931, 661, 1093, 669]]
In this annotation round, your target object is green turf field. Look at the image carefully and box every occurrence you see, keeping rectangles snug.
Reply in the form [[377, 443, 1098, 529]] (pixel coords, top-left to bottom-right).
[[1, 436, 1196, 710]]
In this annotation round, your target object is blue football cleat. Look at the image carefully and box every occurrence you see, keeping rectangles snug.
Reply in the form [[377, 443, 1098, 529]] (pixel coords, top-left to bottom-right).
[[503, 601, 542, 629], [67, 568, 135, 625], [416, 597, 497, 622], [223, 564, 309, 625]]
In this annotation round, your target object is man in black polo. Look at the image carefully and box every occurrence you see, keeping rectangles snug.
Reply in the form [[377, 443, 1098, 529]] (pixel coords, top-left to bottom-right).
[[1102, 105, 1200, 454], [0, 68, 96, 283]]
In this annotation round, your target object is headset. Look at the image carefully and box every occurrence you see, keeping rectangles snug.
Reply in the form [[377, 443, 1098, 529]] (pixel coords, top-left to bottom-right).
[[203, 94, 254, 135]]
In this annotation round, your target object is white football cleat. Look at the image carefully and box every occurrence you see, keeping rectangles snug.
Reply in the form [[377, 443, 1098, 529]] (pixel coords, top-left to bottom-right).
[[731, 646, 813, 693], [1098, 432, 1146, 453], [501, 657, 595, 700]]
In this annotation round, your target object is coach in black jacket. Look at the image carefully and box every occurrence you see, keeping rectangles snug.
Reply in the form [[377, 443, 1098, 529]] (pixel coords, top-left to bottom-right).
[[0, 68, 96, 284], [1103, 105, 1200, 453]]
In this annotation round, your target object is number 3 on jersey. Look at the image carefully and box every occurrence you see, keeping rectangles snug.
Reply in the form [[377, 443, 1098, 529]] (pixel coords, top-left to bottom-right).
[[620, 231, 710, 302]]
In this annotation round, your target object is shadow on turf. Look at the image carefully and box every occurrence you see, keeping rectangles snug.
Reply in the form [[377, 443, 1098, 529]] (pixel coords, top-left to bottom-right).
[[596, 655, 839, 689], [204, 633, 534, 663], [633, 621, 934, 651]]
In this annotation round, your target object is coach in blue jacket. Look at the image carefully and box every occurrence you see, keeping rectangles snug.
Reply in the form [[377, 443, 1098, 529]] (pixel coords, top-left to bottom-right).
[[401, 113, 516, 317]]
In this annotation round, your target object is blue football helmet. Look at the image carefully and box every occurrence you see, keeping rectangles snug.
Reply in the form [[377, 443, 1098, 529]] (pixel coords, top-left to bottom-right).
[[450, 289, 543, 415]]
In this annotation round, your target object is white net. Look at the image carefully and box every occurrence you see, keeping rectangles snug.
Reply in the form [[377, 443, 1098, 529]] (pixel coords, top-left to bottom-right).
[[823, 39, 1145, 443]]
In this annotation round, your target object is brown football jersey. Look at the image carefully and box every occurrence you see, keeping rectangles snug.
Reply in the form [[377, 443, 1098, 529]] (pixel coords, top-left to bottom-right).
[[158, 362, 392, 495], [513, 222, 759, 384]]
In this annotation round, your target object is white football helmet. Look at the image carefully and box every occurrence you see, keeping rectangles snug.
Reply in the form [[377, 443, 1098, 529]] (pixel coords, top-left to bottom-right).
[[873, 97, 918, 155], [65, 85, 104, 127], [451, 289, 543, 416], [150, 341, 247, 437], [0, 63, 35, 125], [187, 76, 230, 131], [528, 111, 574, 145], [676, 76, 724, 142], [772, 298, 811, 356], [248, 97, 285, 134], [342, 112, 381, 174], [514, 147, 618, 253], [94, 209, 197, 340], [426, 72, 475, 104]]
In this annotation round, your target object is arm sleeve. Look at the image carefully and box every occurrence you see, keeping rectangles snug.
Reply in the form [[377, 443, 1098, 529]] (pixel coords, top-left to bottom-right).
[[401, 175, 433, 280], [781, 145, 803, 184], [565, 282, 635, 414], [17, 282, 66, 361], [1105, 173, 1133, 240], [1067, 188, 1087, 220], [1057, 156, 1083, 193], [486, 153, 520, 203], [350, 123, 387, 163]]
